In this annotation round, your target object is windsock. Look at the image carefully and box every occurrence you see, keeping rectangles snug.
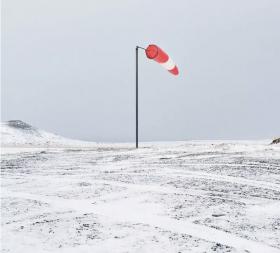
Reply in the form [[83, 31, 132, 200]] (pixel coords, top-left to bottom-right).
[[145, 44, 179, 75]]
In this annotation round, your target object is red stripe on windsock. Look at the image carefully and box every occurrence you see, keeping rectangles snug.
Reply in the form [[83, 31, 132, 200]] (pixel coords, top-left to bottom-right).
[[145, 44, 179, 76], [145, 44, 169, 63], [169, 66, 179, 75]]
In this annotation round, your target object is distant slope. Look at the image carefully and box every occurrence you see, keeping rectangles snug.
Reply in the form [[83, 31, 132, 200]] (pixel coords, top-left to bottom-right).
[[0, 120, 94, 147]]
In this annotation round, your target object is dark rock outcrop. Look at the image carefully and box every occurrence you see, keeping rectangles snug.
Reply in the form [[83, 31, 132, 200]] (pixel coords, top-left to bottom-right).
[[8, 120, 35, 130], [271, 137, 280, 145]]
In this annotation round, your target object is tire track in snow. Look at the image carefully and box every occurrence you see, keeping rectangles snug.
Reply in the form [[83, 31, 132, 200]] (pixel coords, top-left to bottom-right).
[[168, 170, 280, 192], [113, 170, 280, 192], [3, 189, 280, 253]]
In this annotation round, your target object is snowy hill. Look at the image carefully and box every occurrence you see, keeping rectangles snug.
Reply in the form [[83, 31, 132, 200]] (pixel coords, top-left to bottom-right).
[[0, 120, 93, 147]]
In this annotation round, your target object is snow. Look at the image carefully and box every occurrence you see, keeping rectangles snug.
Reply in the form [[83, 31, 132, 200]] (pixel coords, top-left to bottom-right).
[[0, 120, 94, 147], [1, 121, 280, 252]]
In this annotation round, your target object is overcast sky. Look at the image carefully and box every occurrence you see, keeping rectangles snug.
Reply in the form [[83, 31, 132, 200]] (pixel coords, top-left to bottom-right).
[[2, 0, 280, 142]]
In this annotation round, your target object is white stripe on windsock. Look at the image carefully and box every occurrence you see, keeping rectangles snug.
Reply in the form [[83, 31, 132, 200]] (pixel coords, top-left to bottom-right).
[[160, 57, 176, 70]]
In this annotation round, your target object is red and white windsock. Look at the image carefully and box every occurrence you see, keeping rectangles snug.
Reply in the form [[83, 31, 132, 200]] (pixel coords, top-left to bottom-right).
[[145, 44, 179, 75]]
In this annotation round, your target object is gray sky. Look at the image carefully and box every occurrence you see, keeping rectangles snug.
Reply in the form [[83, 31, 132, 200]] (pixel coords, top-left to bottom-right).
[[2, 0, 280, 142]]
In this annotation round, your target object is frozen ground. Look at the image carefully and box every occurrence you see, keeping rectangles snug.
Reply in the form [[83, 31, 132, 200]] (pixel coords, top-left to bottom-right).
[[1, 123, 280, 252]]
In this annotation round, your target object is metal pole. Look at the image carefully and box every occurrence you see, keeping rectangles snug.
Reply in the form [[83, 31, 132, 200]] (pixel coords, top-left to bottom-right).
[[136, 46, 139, 148]]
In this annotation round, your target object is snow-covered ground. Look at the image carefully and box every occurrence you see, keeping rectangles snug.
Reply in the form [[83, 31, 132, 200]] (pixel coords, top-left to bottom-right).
[[1, 122, 280, 252]]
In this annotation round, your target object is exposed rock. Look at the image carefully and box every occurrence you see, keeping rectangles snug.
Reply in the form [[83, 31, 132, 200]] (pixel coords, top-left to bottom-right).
[[8, 120, 34, 130], [271, 138, 280, 145]]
